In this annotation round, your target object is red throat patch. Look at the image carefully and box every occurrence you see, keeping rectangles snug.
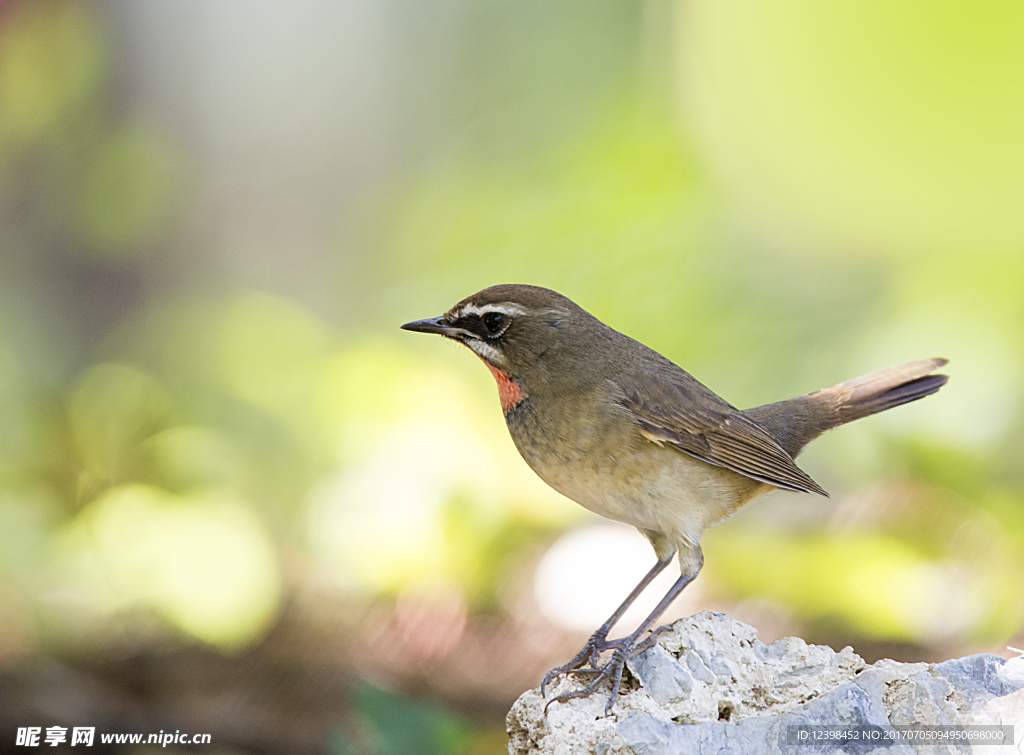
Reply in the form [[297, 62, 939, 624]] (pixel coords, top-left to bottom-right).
[[478, 357, 525, 412]]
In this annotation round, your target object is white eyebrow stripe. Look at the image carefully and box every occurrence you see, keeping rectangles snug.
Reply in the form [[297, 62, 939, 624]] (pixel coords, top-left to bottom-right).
[[464, 339, 506, 365], [455, 302, 527, 318]]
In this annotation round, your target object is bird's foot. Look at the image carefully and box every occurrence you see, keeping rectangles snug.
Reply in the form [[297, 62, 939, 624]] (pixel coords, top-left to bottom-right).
[[540, 631, 624, 697], [542, 628, 665, 717]]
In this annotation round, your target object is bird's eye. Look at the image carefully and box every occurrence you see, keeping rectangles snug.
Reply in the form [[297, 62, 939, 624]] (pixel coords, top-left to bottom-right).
[[482, 311, 507, 335]]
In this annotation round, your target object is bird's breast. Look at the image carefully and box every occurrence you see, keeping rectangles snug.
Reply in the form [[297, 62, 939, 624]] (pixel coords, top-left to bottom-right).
[[504, 391, 761, 546]]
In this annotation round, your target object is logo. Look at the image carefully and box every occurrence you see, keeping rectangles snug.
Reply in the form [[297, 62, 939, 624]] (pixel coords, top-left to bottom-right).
[[15, 727, 94, 747]]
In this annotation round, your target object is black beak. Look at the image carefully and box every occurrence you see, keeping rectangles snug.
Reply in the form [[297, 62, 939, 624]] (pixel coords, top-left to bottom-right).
[[401, 316, 455, 336]]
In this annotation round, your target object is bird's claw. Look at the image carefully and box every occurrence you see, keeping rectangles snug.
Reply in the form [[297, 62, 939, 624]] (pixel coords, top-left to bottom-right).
[[542, 626, 669, 716], [543, 646, 629, 717], [540, 632, 626, 696]]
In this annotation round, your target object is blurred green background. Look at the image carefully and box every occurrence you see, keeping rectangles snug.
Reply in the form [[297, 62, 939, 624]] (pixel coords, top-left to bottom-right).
[[1, 1, 1023, 753]]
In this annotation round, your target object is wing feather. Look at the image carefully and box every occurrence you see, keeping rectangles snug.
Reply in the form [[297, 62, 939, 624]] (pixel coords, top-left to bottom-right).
[[620, 382, 829, 497]]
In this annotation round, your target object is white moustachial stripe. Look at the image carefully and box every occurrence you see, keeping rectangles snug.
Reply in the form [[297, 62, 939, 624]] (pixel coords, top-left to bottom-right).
[[465, 338, 505, 365]]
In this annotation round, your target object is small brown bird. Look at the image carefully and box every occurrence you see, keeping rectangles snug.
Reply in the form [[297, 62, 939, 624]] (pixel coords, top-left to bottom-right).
[[402, 284, 948, 715]]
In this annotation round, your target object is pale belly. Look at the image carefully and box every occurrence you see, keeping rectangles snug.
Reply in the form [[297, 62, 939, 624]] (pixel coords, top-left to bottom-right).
[[506, 402, 768, 554]]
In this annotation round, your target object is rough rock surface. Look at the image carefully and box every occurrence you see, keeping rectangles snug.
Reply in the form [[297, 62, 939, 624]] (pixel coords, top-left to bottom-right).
[[507, 612, 1024, 755]]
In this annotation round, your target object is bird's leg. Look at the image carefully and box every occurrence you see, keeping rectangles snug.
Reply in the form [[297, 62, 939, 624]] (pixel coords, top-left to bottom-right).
[[540, 556, 671, 696], [545, 552, 702, 717]]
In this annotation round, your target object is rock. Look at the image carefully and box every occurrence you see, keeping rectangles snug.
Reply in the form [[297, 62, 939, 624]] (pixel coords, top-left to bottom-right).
[[626, 645, 692, 705], [933, 654, 1024, 707], [506, 612, 1024, 755]]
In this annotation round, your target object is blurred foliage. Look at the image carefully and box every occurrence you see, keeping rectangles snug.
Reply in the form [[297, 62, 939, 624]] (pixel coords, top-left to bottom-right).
[[681, 0, 1024, 252], [1, 0, 1024, 751], [75, 125, 184, 252], [0, 0, 104, 146]]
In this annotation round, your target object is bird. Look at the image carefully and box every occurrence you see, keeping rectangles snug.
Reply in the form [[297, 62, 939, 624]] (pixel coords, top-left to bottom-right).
[[401, 284, 948, 715]]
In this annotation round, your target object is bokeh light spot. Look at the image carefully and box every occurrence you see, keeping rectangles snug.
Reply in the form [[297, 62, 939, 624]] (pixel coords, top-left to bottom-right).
[[55, 485, 280, 649], [533, 524, 701, 632], [75, 126, 184, 253], [0, 0, 104, 142], [69, 363, 169, 482]]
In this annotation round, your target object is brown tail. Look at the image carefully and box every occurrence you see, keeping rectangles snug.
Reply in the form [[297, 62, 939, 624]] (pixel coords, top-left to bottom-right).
[[744, 358, 949, 459]]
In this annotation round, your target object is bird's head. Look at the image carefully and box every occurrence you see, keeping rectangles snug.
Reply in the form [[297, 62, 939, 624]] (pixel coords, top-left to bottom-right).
[[401, 284, 603, 412]]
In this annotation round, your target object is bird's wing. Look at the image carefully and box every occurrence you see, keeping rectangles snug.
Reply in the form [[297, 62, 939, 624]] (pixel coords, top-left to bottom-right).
[[618, 376, 829, 497]]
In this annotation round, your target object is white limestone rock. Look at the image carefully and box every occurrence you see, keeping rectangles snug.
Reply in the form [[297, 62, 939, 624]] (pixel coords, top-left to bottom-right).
[[506, 612, 1024, 755]]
